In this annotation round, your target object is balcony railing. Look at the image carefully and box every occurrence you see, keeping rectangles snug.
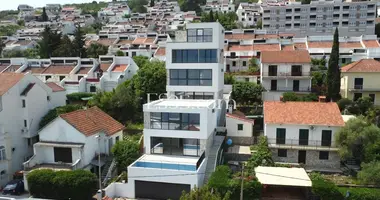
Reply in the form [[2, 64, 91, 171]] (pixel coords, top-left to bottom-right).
[[263, 72, 311, 77], [267, 138, 337, 150], [270, 87, 311, 92], [348, 86, 380, 92], [354, 85, 363, 89]]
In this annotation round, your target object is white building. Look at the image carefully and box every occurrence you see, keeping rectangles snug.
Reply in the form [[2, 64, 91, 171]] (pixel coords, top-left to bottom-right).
[[260, 50, 312, 101], [263, 101, 345, 170], [226, 111, 256, 145], [23, 106, 124, 190], [0, 72, 66, 186], [236, 3, 262, 28], [105, 22, 226, 200]]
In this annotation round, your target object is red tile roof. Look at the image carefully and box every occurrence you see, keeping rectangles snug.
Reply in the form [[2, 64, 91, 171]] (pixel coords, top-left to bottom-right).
[[4, 65, 22, 72], [76, 67, 91, 75], [0, 73, 24, 96], [362, 40, 380, 48], [42, 65, 74, 74], [46, 82, 65, 92], [226, 113, 255, 124], [23, 67, 46, 74], [132, 37, 147, 45], [307, 41, 332, 48], [294, 43, 306, 49], [60, 106, 124, 136], [308, 41, 362, 48], [253, 44, 280, 51], [341, 59, 380, 73], [155, 47, 166, 56], [261, 50, 311, 63], [225, 33, 256, 40], [340, 42, 362, 48], [228, 45, 253, 51], [100, 63, 112, 71], [264, 101, 344, 126], [281, 45, 294, 51], [112, 64, 128, 72], [116, 39, 133, 45], [96, 38, 115, 46]]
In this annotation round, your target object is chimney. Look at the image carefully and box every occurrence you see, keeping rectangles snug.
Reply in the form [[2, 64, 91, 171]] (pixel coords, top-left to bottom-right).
[[319, 96, 326, 102]]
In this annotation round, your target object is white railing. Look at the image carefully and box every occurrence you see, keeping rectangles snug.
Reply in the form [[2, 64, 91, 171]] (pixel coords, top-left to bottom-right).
[[23, 155, 37, 170], [71, 159, 81, 170]]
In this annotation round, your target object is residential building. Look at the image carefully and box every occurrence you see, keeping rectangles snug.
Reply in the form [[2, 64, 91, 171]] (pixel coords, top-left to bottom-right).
[[263, 101, 345, 170], [23, 106, 124, 190], [104, 22, 226, 200], [226, 111, 256, 145], [202, 1, 235, 13], [260, 50, 312, 101], [340, 59, 380, 105], [261, 0, 376, 37], [0, 73, 66, 186], [236, 3, 262, 27]]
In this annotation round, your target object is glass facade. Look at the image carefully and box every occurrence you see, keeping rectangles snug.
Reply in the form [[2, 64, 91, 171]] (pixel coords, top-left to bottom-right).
[[151, 137, 202, 156], [172, 49, 218, 63], [187, 28, 213, 42], [150, 112, 200, 131], [174, 92, 214, 100], [170, 69, 212, 86]]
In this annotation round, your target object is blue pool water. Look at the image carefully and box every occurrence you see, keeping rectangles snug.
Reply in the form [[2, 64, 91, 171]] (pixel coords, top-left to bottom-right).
[[134, 161, 197, 171]]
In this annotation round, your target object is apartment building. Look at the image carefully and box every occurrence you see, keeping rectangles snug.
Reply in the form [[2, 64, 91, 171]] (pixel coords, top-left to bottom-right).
[[236, 3, 262, 27], [264, 101, 345, 170], [261, 0, 376, 37], [104, 22, 226, 200], [0, 73, 65, 186], [341, 59, 380, 106], [260, 51, 312, 101], [202, 1, 235, 13]]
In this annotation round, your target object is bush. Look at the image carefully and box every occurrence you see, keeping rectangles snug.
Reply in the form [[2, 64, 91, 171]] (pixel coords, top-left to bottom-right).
[[337, 98, 353, 112], [338, 187, 380, 200], [246, 136, 274, 171], [357, 161, 380, 186], [208, 165, 232, 195], [112, 136, 140, 172], [310, 173, 344, 200], [66, 92, 94, 103], [27, 169, 97, 200]]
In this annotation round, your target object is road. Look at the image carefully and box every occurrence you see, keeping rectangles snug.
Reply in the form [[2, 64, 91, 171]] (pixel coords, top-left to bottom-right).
[[0, 193, 30, 199]]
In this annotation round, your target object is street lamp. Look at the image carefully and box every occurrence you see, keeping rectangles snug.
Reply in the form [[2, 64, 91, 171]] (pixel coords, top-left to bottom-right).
[[95, 135, 102, 194]]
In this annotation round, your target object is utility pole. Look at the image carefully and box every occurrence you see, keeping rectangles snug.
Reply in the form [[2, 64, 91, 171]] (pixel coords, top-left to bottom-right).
[[240, 164, 244, 200], [95, 135, 102, 193]]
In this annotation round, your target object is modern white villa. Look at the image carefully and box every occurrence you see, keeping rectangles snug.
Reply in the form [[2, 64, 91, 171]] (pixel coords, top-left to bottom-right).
[[105, 22, 226, 200]]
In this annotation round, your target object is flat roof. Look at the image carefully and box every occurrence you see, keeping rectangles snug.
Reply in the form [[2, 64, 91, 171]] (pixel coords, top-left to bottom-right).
[[151, 99, 216, 108], [342, 115, 356, 123], [255, 166, 312, 187], [137, 154, 199, 165]]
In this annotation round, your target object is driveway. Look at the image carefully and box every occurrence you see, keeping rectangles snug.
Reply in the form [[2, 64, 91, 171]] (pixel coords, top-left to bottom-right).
[[0, 193, 30, 199]]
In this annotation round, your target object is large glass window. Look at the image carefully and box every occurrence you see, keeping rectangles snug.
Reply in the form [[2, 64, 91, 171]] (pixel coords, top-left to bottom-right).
[[172, 49, 217, 63], [150, 112, 200, 131], [187, 28, 213, 42], [151, 137, 202, 156], [170, 69, 212, 86], [175, 92, 214, 100]]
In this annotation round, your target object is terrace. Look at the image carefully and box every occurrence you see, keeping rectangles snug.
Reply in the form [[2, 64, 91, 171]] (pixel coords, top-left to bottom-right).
[[267, 138, 338, 151]]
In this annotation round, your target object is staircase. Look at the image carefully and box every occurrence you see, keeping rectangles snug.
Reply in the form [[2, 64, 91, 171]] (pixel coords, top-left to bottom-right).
[[218, 100, 227, 127], [203, 136, 225, 184], [101, 156, 115, 186]]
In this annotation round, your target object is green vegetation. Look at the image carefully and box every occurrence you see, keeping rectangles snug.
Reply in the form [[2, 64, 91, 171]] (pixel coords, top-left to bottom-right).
[[86, 43, 109, 58], [338, 187, 380, 200], [310, 173, 344, 200], [52, 35, 74, 57], [246, 136, 274, 171], [281, 92, 318, 102], [0, 25, 21, 36], [178, 0, 204, 15], [64, 1, 108, 17], [82, 22, 103, 34], [201, 11, 238, 30], [39, 104, 82, 129], [311, 58, 327, 70], [248, 57, 259, 73], [116, 50, 125, 56], [112, 134, 141, 172], [358, 161, 380, 186], [326, 28, 340, 102], [132, 55, 149, 68], [66, 92, 94, 103], [38, 26, 62, 58], [0, 10, 18, 20], [224, 73, 236, 84], [3, 49, 39, 59], [27, 169, 97, 200], [41, 7, 48, 21], [128, 0, 148, 13], [232, 82, 264, 105], [73, 26, 87, 58], [337, 97, 374, 115], [180, 186, 230, 200]]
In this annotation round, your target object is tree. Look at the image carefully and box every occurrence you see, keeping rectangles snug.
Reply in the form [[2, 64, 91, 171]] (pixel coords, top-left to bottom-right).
[[208, 166, 232, 195], [282, 92, 300, 101], [358, 161, 380, 186], [38, 26, 62, 58], [72, 26, 86, 58], [232, 82, 264, 104], [224, 73, 235, 84], [335, 116, 380, 163], [179, 0, 202, 15], [17, 20, 25, 26], [0, 25, 21, 36], [326, 28, 340, 102], [248, 57, 259, 72], [337, 98, 353, 112], [246, 136, 274, 171], [256, 18, 262, 29], [86, 43, 108, 58], [0, 39, 4, 57], [116, 50, 125, 56], [39, 105, 82, 129], [128, 0, 148, 13], [150, 0, 154, 7], [201, 11, 238, 30], [112, 136, 140, 172], [301, 0, 311, 4], [180, 186, 230, 200], [310, 173, 344, 200], [132, 55, 149, 68], [53, 35, 74, 57], [209, 10, 214, 22], [41, 7, 48, 21]]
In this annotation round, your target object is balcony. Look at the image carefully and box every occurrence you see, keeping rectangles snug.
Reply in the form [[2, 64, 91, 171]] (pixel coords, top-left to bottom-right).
[[262, 72, 311, 79], [269, 87, 311, 92], [267, 138, 338, 151], [23, 154, 81, 171], [348, 85, 380, 92]]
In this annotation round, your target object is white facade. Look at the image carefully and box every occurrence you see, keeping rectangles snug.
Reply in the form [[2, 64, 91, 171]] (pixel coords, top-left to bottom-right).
[[236, 3, 262, 27], [226, 115, 254, 138], [0, 73, 65, 186]]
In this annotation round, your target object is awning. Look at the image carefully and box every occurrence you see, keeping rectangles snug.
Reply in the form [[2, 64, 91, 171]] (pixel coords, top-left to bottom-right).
[[255, 166, 312, 187], [35, 141, 84, 148]]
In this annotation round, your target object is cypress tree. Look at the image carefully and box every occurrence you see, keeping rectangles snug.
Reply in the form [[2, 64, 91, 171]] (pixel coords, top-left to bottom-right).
[[150, 0, 154, 7], [209, 10, 214, 22], [326, 28, 341, 102], [73, 26, 87, 58], [41, 7, 49, 21]]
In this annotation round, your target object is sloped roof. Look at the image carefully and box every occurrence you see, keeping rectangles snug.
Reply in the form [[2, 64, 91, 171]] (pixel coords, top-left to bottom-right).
[[341, 59, 380, 73], [60, 106, 124, 136], [261, 50, 311, 63], [0, 73, 24, 96], [264, 101, 344, 126], [46, 82, 65, 92]]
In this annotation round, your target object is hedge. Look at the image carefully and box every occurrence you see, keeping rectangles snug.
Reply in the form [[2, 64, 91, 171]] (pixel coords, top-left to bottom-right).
[[27, 169, 97, 200], [66, 92, 94, 102], [310, 173, 344, 200], [338, 187, 380, 200]]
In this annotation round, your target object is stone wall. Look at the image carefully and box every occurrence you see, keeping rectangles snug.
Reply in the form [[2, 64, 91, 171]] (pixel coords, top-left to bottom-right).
[[227, 136, 257, 146], [271, 148, 340, 169]]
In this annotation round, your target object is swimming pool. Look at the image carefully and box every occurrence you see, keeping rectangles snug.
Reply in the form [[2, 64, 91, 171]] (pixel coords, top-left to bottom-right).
[[133, 161, 197, 171]]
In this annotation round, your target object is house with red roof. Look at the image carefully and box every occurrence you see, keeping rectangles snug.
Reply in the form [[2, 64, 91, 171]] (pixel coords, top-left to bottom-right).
[[263, 101, 345, 170], [340, 59, 380, 105]]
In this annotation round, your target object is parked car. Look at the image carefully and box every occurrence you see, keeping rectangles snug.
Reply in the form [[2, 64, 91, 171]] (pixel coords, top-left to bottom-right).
[[2, 180, 24, 195]]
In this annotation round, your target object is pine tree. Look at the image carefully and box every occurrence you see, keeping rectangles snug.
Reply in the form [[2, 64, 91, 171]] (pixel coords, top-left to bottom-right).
[[150, 0, 154, 7], [209, 10, 214, 22], [326, 28, 341, 102], [72, 26, 86, 58], [38, 26, 53, 58], [214, 11, 219, 21], [42, 7, 49, 21], [53, 35, 74, 57]]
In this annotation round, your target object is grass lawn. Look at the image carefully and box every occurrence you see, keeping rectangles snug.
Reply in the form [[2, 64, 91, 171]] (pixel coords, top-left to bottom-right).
[[321, 174, 360, 185]]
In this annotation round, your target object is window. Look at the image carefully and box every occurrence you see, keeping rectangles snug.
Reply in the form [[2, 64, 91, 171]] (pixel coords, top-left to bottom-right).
[[116, 136, 120, 142], [237, 124, 243, 131], [321, 130, 332, 147], [319, 151, 329, 160], [276, 128, 286, 144], [299, 129, 309, 145], [24, 120, 27, 128], [90, 86, 97, 92], [45, 76, 51, 81], [278, 149, 287, 157], [150, 112, 200, 131], [170, 69, 212, 86], [187, 28, 213, 42], [353, 93, 362, 101], [27, 138, 31, 146], [0, 146, 6, 161], [232, 61, 236, 67], [47, 96, 50, 101], [22, 100, 26, 108], [172, 49, 217, 63], [242, 61, 246, 66], [369, 94, 375, 103], [175, 92, 214, 100], [59, 76, 65, 81]]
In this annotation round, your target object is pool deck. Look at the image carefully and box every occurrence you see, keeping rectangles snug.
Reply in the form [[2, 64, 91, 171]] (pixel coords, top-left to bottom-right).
[[137, 154, 200, 165]]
